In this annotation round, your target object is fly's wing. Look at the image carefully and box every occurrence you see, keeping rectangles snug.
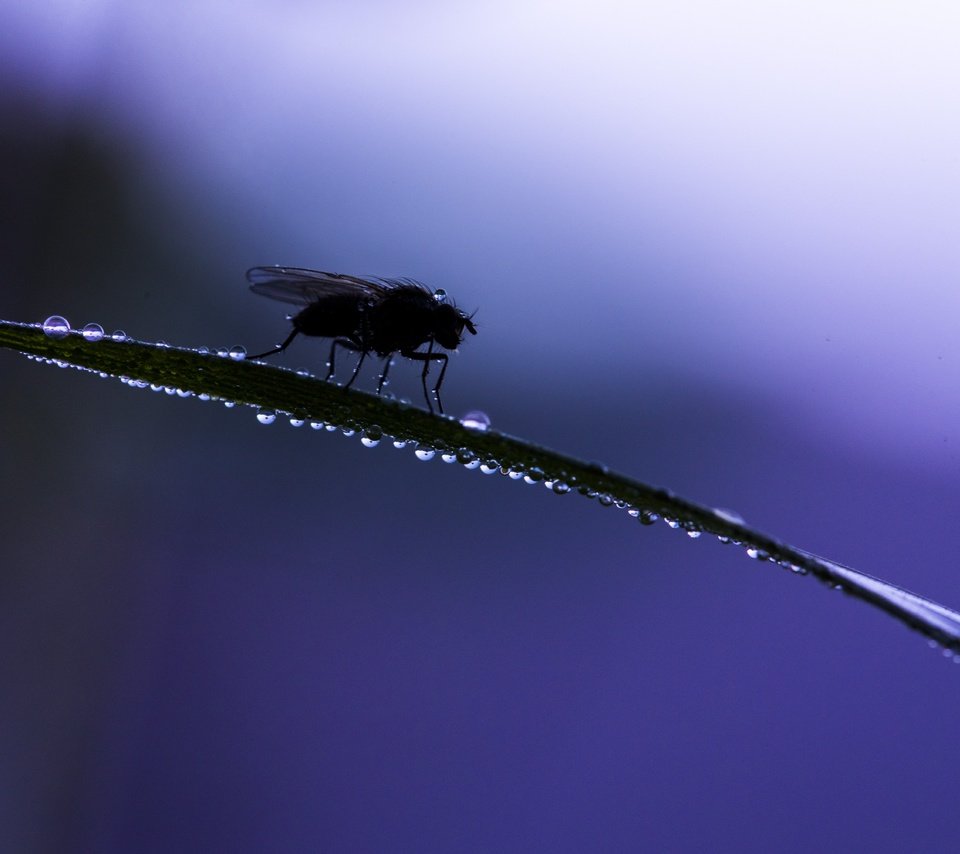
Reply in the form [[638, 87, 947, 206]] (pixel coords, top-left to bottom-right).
[[246, 266, 393, 306]]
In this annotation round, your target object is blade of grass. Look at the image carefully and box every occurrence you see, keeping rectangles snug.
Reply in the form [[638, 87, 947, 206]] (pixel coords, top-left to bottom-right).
[[3, 318, 959, 655]]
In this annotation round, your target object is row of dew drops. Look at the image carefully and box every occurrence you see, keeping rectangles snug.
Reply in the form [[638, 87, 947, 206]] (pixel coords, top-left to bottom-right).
[[36, 316, 960, 659], [35, 314, 804, 565]]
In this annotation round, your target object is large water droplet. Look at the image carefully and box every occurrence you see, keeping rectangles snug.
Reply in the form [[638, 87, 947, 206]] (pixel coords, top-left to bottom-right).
[[42, 315, 70, 339], [228, 345, 247, 361], [415, 447, 436, 461], [111, 329, 128, 342], [713, 507, 745, 525], [289, 417, 305, 427], [433, 288, 448, 303], [459, 410, 491, 432], [552, 481, 571, 495], [80, 322, 104, 342], [480, 461, 499, 474], [256, 410, 277, 425]]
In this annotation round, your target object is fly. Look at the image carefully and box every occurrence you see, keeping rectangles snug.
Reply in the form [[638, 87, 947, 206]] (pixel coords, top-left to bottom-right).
[[246, 266, 477, 415]]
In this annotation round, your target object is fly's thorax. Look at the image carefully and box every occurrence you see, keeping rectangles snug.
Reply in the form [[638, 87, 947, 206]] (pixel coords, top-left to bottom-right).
[[293, 294, 369, 339]]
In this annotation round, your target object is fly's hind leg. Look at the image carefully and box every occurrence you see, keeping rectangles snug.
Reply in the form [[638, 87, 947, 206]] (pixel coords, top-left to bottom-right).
[[248, 327, 300, 360]]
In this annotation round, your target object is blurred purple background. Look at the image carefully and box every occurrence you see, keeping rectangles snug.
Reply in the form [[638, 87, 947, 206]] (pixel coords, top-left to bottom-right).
[[2, 3, 959, 852]]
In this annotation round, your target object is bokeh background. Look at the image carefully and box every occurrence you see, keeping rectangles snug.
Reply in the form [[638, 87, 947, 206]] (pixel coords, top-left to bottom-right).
[[2, 2, 959, 852]]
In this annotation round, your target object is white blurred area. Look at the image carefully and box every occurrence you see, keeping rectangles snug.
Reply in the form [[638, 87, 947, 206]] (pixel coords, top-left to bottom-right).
[[3, 0, 959, 468]]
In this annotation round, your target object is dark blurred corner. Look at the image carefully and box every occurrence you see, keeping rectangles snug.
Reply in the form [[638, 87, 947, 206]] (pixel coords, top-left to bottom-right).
[[0, 88, 238, 342]]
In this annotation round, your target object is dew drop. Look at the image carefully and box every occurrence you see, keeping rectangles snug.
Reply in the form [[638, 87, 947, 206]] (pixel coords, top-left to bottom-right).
[[686, 529, 702, 539], [638, 511, 658, 526], [597, 494, 614, 507], [228, 345, 247, 361], [310, 421, 325, 430], [80, 322, 104, 342], [341, 427, 356, 437], [463, 459, 482, 470], [42, 315, 70, 339], [415, 447, 436, 461], [459, 410, 491, 432], [433, 288, 448, 303], [392, 439, 409, 449], [523, 467, 544, 485], [552, 481, 571, 495], [441, 452, 458, 463], [223, 400, 236, 408], [663, 518, 680, 529], [256, 410, 277, 425], [325, 424, 337, 432], [480, 461, 499, 474], [111, 329, 128, 342], [714, 507, 745, 525], [361, 426, 383, 448], [456, 448, 477, 465], [289, 418, 305, 427]]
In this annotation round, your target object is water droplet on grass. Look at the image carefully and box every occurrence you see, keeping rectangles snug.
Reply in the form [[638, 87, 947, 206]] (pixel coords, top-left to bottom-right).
[[228, 345, 246, 361], [256, 410, 277, 425], [714, 507, 745, 525], [459, 410, 491, 431], [552, 481, 570, 495], [80, 322, 104, 341], [523, 467, 544, 484], [42, 316, 70, 339], [111, 329, 128, 342], [415, 447, 436, 461], [361, 426, 383, 448]]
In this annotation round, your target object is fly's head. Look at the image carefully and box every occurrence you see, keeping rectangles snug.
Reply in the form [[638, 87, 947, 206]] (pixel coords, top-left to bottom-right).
[[434, 303, 478, 350]]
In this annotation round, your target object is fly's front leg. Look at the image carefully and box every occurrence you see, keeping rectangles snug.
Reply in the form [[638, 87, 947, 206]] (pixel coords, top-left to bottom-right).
[[401, 345, 449, 414]]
